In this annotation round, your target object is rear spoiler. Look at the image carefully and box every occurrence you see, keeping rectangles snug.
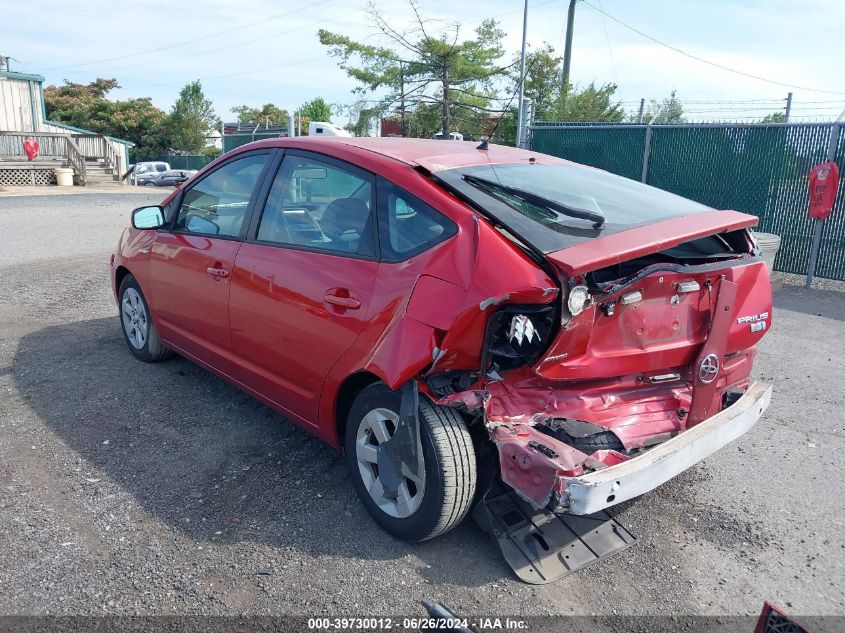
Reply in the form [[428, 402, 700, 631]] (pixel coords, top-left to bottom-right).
[[546, 210, 759, 276]]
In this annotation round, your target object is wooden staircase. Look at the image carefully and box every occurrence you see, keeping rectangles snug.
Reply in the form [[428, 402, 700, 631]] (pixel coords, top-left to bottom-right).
[[81, 158, 123, 187]]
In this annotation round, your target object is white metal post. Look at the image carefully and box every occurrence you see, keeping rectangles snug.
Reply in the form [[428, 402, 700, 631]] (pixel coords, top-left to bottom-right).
[[641, 124, 653, 183], [516, 0, 529, 148]]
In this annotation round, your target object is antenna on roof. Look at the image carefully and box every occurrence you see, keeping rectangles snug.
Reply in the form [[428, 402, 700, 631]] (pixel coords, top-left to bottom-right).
[[477, 56, 537, 151]]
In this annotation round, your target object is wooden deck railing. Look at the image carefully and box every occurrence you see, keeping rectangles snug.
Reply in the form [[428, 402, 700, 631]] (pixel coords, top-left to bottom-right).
[[0, 130, 121, 184], [99, 134, 121, 179], [65, 136, 86, 184], [0, 131, 69, 158]]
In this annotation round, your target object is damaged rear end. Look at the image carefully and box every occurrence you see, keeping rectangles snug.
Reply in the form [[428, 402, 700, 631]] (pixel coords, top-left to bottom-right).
[[431, 160, 773, 517]]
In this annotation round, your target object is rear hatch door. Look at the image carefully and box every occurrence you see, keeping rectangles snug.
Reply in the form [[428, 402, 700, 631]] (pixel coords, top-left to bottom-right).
[[537, 212, 771, 381]]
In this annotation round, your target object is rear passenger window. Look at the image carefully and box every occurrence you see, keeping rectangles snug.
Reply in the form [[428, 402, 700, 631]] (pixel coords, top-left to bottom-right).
[[175, 154, 268, 238], [377, 180, 457, 261], [257, 155, 375, 258]]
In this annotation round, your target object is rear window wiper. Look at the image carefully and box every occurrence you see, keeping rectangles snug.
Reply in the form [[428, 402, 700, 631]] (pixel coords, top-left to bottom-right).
[[463, 174, 606, 230]]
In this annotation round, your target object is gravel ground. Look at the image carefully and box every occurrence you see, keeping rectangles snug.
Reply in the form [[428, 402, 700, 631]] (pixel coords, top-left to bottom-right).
[[0, 192, 843, 621]]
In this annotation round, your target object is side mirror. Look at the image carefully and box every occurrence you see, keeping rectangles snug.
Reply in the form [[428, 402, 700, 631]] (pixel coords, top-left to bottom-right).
[[132, 205, 165, 230]]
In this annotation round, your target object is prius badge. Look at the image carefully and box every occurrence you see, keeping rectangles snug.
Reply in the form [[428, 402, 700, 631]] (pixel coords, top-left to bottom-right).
[[737, 312, 769, 333]]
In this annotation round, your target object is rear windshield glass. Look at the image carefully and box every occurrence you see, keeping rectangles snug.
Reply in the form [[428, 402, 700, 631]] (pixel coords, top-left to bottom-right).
[[435, 162, 713, 252], [460, 163, 709, 226]]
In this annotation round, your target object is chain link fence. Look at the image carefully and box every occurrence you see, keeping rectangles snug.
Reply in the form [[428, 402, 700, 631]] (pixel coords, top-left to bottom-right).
[[530, 121, 845, 281]]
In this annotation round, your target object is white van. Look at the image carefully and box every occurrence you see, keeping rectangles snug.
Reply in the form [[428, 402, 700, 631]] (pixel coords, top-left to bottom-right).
[[432, 132, 464, 141], [134, 161, 170, 175], [308, 122, 352, 137]]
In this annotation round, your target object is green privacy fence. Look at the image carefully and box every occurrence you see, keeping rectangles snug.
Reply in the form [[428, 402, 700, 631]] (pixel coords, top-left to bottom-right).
[[530, 122, 845, 281], [155, 154, 217, 170], [222, 132, 283, 153]]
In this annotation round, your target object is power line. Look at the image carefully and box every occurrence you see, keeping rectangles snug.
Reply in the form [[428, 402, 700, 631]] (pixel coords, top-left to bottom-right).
[[630, 99, 785, 105], [466, 0, 560, 27], [684, 106, 844, 113], [579, 0, 845, 96], [63, 8, 363, 75], [201, 56, 331, 81], [596, 0, 618, 83], [39, 0, 338, 72]]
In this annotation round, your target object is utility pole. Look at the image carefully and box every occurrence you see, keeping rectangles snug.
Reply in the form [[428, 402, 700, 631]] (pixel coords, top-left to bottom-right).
[[516, 0, 529, 148], [637, 98, 645, 123], [399, 61, 407, 137], [784, 92, 793, 122], [560, 0, 577, 101]]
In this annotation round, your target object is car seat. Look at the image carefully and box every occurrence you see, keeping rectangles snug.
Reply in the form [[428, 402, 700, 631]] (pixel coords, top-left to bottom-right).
[[318, 198, 373, 255]]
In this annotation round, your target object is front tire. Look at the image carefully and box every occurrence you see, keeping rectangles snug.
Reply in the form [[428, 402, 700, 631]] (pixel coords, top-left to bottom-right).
[[118, 274, 172, 362], [345, 382, 477, 542]]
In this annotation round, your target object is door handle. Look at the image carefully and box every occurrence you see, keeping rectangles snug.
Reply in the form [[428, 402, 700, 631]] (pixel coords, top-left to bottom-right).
[[324, 292, 361, 309], [207, 266, 230, 279]]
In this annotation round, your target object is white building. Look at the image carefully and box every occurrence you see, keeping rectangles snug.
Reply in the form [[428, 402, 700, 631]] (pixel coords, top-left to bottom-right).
[[1, 69, 133, 185]]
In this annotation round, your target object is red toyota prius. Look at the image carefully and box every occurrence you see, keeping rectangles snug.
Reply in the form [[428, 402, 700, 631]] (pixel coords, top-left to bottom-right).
[[112, 137, 772, 549]]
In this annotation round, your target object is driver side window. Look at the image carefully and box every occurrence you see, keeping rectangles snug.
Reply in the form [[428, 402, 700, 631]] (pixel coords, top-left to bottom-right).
[[175, 154, 268, 238]]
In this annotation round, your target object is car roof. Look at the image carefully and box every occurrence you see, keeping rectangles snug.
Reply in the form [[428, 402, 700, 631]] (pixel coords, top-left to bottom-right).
[[243, 137, 567, 173]]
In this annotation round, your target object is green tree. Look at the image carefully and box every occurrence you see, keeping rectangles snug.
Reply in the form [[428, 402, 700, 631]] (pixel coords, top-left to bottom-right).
[[319, 0, 507, 136], [760, 112, 786, 123], [168, 80, 219, 152], [231, 103, 289, 126], [558, 82, 624, 122], [44, 78, 120, 128], [641, 89, 685, 124], [44, 78, 172, 158], [507, 44, 623, 125], [299, 97, 332, 122], [510, 43, 562, 121]]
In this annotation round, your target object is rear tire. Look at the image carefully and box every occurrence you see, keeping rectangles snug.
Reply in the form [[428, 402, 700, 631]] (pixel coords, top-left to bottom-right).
[[345, 382, 477, 542], [118, 275, 173, 362]]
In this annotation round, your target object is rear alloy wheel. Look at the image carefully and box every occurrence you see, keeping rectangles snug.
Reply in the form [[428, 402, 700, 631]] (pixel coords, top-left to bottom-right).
[[345, 382, 477, 542], [118, 275, 172, 362]]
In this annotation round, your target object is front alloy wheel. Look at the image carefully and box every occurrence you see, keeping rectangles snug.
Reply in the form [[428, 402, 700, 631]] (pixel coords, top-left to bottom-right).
[[121, 287, 148, 350], [118, 274, 172, 362], [345, 382, 477, 542]]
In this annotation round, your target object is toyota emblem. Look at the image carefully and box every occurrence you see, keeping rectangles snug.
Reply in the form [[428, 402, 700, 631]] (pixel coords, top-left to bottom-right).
[[698, 353, 720, 384]]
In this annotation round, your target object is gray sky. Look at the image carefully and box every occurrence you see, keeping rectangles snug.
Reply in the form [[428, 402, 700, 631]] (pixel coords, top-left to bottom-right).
[[4, 0, 845, 124]]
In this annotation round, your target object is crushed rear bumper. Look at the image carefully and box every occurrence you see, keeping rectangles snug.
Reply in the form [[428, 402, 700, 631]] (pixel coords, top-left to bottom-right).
[[563, 380, 772, 515]]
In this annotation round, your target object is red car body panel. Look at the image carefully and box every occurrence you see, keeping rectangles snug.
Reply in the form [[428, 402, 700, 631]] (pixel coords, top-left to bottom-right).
[[229, 243, 379, 428], [148, 233, 242, 374], [112, 137, 773, 512]]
